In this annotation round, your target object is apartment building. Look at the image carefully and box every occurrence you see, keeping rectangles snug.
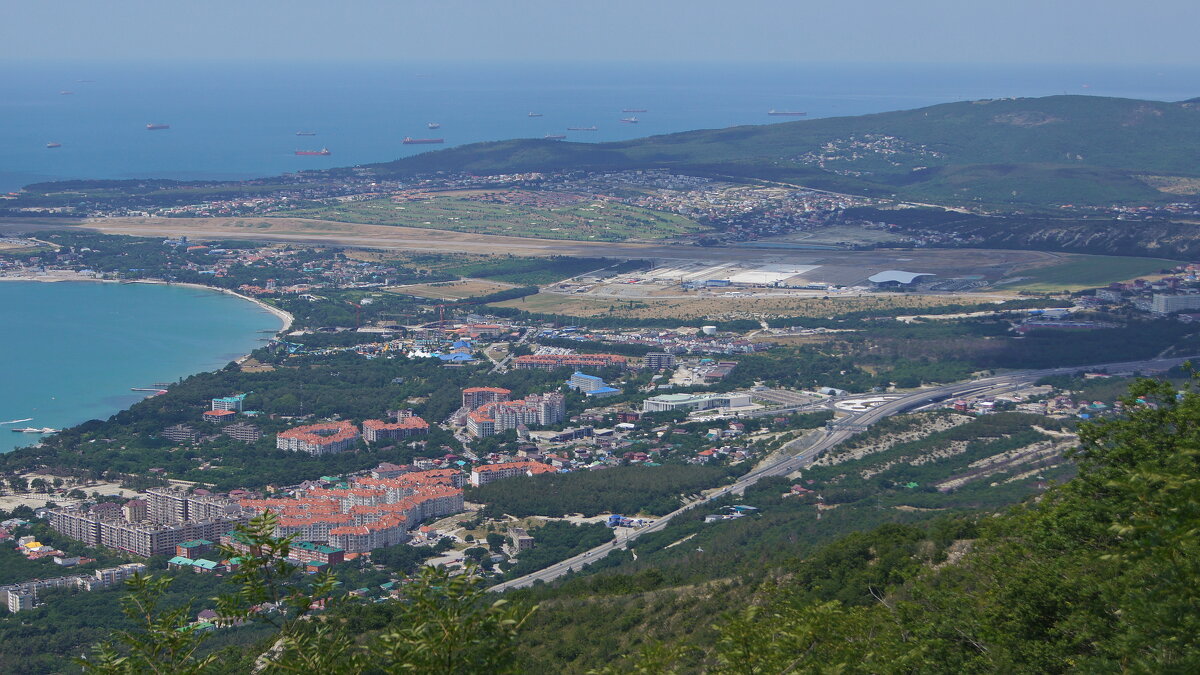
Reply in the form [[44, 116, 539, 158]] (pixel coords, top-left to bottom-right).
[[462, 386, 511, 410], [467, 393, 566, 438], [237, 469, 465, 553], [161, 424, 199, 444], [643, 352, 677, 370], [211, 394, 247, 412], [470, 460, 557, 487], [362, 416, 429, 443], [276, 420, 360, 455], [223, 422, 262, 442]]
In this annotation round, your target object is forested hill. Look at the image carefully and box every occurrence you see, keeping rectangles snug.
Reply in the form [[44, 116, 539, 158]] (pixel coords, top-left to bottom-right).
[[369, 95, 1200, 208]]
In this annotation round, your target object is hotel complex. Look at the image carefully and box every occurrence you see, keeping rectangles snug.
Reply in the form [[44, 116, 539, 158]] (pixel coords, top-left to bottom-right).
[[238, 468, 464, 552]]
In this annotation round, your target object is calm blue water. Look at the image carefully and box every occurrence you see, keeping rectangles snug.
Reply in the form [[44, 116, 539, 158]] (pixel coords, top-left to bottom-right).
[[3, 61, 1200, 192], [0, 282, 283, 453]]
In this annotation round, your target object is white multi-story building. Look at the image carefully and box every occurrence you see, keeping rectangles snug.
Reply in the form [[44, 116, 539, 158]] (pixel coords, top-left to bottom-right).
[[642, 392, 752, 413], [467, 392, 566, 438], [1151, 294, 1200, 314]]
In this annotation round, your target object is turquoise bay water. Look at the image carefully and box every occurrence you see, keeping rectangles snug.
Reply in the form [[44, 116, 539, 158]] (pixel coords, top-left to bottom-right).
[[0, 282, 283, 453]]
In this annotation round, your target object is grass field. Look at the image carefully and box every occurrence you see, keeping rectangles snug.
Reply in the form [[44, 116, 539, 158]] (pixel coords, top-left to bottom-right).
[[389, 279, 518, 300], [997, 253, 1178, 292], [490, 291, 1008, 321], [278, 192, 708, 242]]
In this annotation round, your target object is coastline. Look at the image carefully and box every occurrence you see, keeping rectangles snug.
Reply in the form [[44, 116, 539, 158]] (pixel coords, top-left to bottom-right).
[[0, 272, 294, 333], [0, 276, 293, 454]]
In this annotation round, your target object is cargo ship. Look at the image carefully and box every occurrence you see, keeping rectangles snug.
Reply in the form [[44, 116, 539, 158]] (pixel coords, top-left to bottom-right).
[[46, 142, 62, 148], [527, 112, 543, 117], [295, 148, 331, 156], [146, 123, 170, 130], [567, 126, 598, 131], [403, 137, 444, 144], [620, 117, 639, 123], [622, 108, 646, 113], [295, 131, 317, 136], [767, 110, 807, 116], [427, 122, 441, 129], [544, 134, 566, 140]]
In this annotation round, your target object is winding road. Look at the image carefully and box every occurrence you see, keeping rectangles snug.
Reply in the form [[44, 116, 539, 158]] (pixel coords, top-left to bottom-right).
[[489, 354, 1197, 592]]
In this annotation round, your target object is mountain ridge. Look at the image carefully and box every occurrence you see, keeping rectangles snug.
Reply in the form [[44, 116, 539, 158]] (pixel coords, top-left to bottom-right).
[[366, 94, 1200, 207]]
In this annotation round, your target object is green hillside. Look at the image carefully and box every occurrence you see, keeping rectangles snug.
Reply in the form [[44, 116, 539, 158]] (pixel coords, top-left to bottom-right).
[[370, 95, 1200, 207]]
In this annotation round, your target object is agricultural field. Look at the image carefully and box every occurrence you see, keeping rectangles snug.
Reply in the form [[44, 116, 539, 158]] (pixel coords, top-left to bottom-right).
[[278, 190, 709, 242], [997, 253, 1178, 292]]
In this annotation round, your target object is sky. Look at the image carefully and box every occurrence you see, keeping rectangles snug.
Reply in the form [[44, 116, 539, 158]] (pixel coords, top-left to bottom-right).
[[2, 0, 1198, 65]]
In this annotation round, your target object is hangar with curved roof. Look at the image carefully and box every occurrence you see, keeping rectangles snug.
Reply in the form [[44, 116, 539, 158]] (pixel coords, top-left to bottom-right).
[[867, 270, 935, 286]]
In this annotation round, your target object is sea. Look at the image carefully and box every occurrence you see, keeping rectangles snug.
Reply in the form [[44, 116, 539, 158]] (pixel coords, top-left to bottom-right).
[[0, 282, 283, 453], [3, 61, 1200, 192]]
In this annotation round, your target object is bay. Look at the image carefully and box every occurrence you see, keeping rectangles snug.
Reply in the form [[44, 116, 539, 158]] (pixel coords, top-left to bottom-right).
[[4, 61, 1200, 192], [0, 281, 284, 453]]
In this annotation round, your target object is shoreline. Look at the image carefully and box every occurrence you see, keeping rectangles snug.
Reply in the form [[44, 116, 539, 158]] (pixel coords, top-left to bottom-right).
[[0, 275, 294, 454], [0, 273, 294, 333]]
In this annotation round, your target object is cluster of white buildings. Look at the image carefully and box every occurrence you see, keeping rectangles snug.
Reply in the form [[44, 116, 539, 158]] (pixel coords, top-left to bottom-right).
[[2, 563, 147, 613]]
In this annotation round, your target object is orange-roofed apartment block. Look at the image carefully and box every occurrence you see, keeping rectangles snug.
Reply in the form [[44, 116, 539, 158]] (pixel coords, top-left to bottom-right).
[[237, 469, 465, 553], [470, 460, 558, 487], [276, 421, 360, 456], [362, 417, 429, 443]]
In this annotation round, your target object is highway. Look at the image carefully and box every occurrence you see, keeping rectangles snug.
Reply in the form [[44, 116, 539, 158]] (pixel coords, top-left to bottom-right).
[[488, 354, 1196, 592]]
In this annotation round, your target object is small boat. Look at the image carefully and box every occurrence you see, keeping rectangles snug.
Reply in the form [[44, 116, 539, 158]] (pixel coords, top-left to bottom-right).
[[427, 122, 441, 129], [767, 110, 807, 116], [544, 134, 566, 140], [59, 90, 74, 95], [146, 123, 170, 130], [295, 131, 317, 136], [528, 112, 544, 117], [620, 117, 639, 123], [622, 108, 647, 113], [295, 148, 331, 156], [403, 137, 444, 145], [46, 142, 62, 149], [567, 126, 598, 131]]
